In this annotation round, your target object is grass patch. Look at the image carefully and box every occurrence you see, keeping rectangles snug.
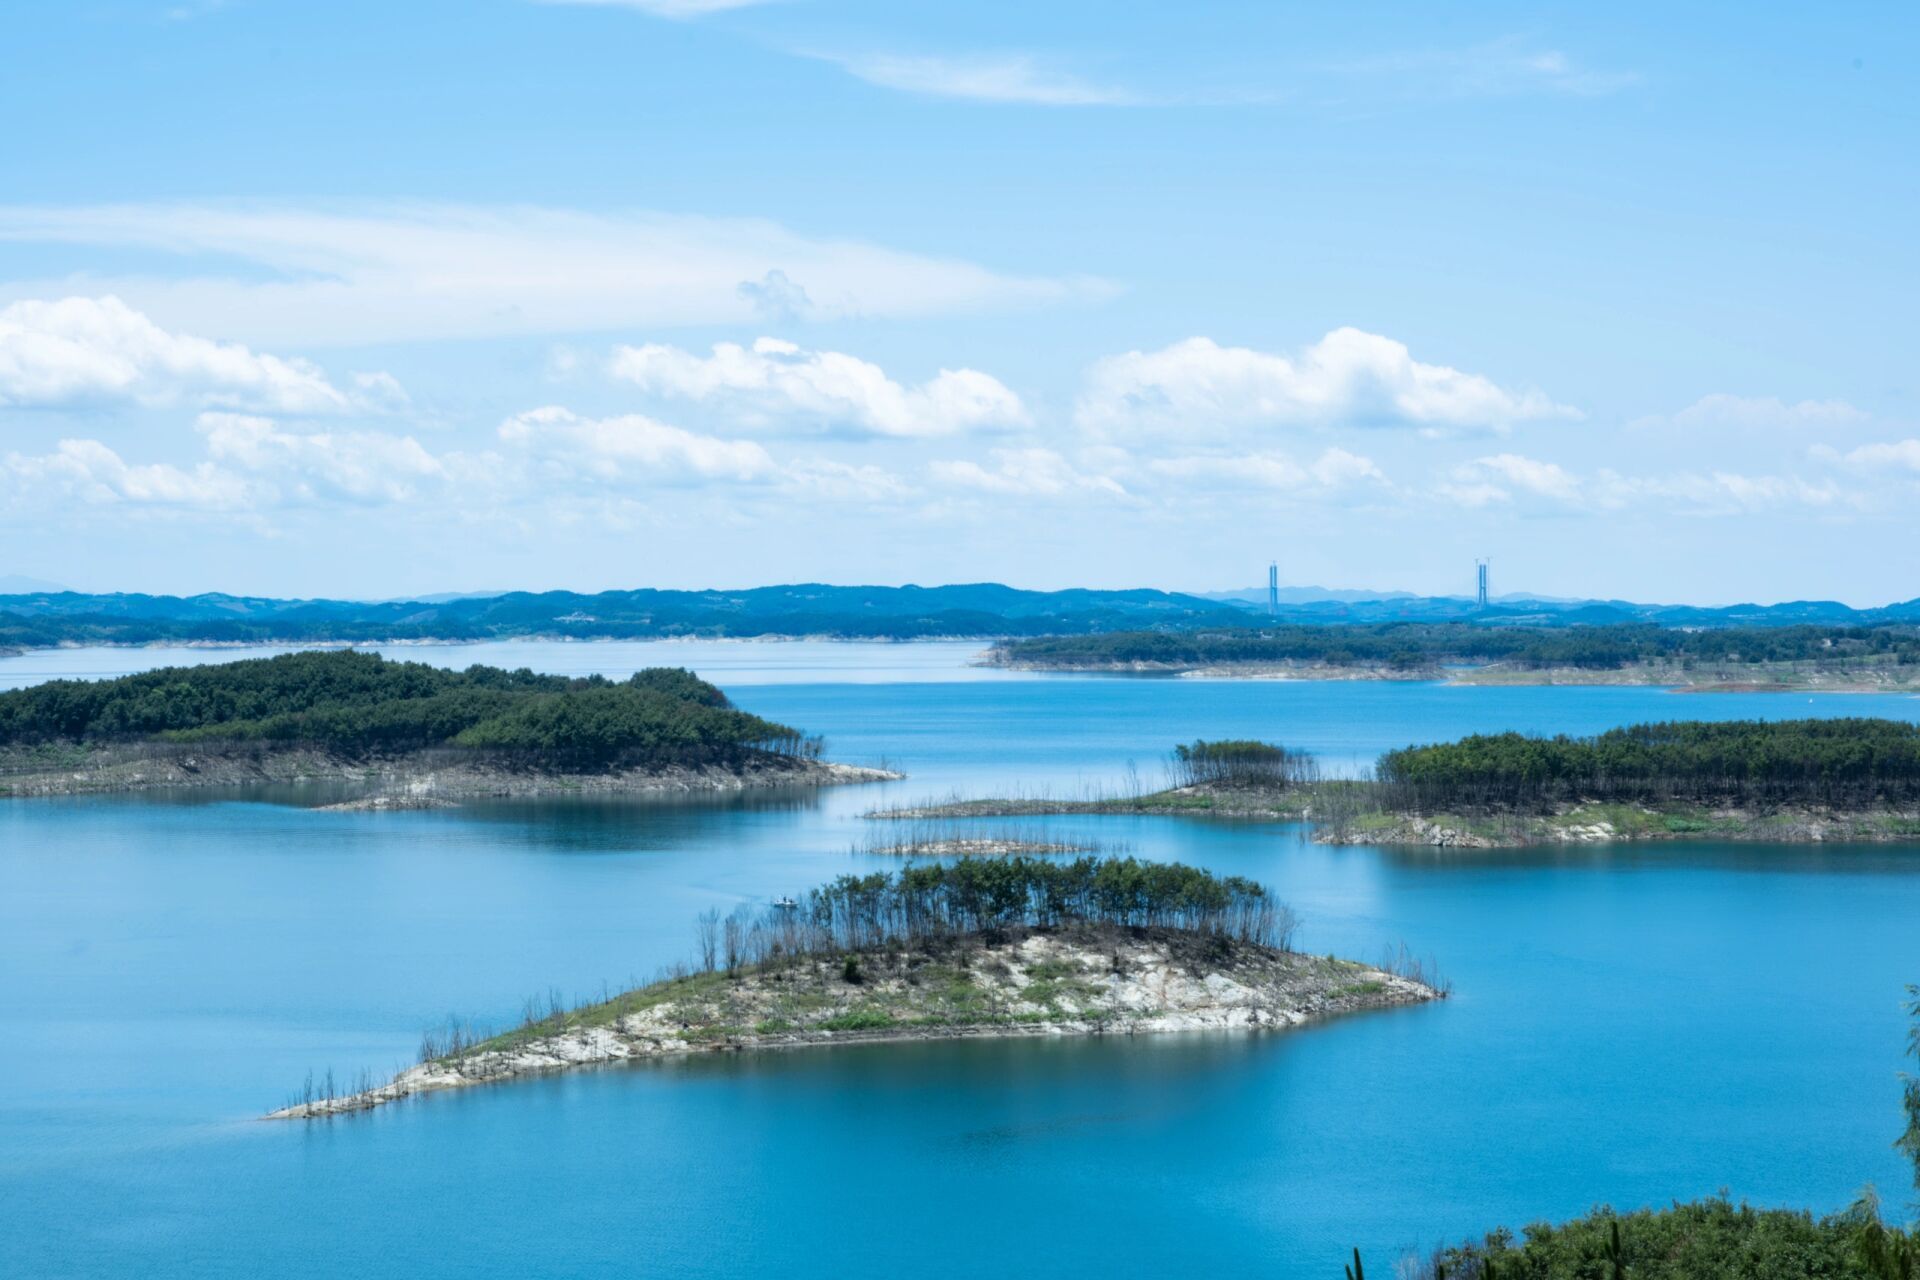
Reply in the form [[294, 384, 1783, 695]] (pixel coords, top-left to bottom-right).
[[1428, 811, 1511, 840], [817, 1010, 896, 1032], [1019, 975, 1103, 1010], [1024, 957, 1085, 982], [1132, 792, 1219, 811], [780, 989, 837, 1013]]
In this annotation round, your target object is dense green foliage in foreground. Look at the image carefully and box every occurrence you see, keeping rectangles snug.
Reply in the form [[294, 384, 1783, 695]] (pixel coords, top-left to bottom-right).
[[997, 623, 1920, 671], [1414, 1195, 1916, 1279], [0, 650, 812, 767], [1376, 718, 1920, 810]]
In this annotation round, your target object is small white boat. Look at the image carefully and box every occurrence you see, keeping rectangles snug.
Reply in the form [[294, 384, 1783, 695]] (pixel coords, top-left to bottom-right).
[[771, 896, 798, 910]]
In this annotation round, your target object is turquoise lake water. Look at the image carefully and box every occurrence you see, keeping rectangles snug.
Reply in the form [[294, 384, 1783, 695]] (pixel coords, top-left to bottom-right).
[[4, 641, 1918, 1277]]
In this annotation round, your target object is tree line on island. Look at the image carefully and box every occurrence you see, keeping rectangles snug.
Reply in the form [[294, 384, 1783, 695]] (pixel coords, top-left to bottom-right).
[[1168, 739, 1322, 789], [1374, 719, 1920, 811], [0, 650, 819, 769], [1150, 719, 1920, 815], [995, 622, 1920, 672], [691, 856, 1300, 975]]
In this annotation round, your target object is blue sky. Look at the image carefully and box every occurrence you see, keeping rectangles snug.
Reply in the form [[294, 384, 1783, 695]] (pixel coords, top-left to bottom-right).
[[2, 1, 1916, 603]]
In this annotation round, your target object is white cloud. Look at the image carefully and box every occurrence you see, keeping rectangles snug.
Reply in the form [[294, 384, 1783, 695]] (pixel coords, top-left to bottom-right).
[[1815, 439, 1920, 473], [0, 204, 1111, 347], [1606, 470, 1846, 514], [781, 459, 915, 503], [196, 412, 446, 505], [1147, 447, 1386, 492], [812, 52, 1143, 106], [0, 400, 801, 518], [1442, 453, 1583, 507], [737, 269, 813, 324], [534, 0, 773, 17], [351, 370, 413, 412], [497, 405, 776, 485], [1, 438, 252, 510], [1638, 393, 1870, 432], [1439, 451, 1849, 515], [0, 296, 367, 414], [1334, 39, 1639, 100], [1077, 329, 1576, 439], [2, 414, 453, 513], [609, 337, 1029, 438], [930, 448, 1126, 498]]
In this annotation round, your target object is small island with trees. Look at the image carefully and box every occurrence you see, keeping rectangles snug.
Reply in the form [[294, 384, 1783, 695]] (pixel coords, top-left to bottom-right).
[[877, 721, 1920, 848], [0, 650, 895, 800], [271, 856, 1441, 1118], [987, 622, 1920, 691]]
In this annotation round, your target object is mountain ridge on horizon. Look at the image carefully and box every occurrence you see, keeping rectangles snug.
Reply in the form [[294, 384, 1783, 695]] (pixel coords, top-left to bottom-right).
[[4, 581, 1920, 649]]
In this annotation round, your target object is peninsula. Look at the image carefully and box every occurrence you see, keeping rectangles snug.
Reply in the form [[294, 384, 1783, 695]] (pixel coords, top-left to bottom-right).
[[0, 650, 894, 799], [270, 857, 1440, 1118], [986, 623, 1920, 691], [873, 723, 1920, 848]]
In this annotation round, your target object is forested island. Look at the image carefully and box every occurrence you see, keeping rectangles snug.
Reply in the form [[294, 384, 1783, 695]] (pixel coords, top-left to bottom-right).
[[0, 650, 892, 799], [988, 623, 1920, 690], [271, 856, 1440, 1118], [876, 722, 1920, 847]]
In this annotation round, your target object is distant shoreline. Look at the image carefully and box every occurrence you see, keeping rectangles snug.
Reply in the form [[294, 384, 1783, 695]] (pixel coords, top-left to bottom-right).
[[983, 655, 1920, 694], [871, 784, 1920, 848], [1, 633, 1001, 655]]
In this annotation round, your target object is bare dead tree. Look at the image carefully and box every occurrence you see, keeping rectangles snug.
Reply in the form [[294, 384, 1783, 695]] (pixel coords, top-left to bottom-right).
[[695, 907, 720, 973]]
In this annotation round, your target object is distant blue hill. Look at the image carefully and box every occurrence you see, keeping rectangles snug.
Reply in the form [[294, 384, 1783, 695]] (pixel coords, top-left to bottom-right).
[[1202, 585, 1920, 628], [2, 582, 1917, 648], [0, 583, 1249, 646]]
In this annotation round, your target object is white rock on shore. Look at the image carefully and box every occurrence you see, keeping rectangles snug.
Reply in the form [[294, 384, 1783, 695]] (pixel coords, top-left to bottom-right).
[[269, 929, 1438, 1120]]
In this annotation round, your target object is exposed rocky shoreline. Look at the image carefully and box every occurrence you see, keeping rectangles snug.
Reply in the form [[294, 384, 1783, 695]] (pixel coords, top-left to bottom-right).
[[269, 926, 1438, 1119], [982, 653, 1920, 692], [869, 837, 1093, 857], [0, 743, 901, 800], [867, 783, 1309, 823], [870, 784, 1920, 848], [1317, 803, 1920, 848]]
